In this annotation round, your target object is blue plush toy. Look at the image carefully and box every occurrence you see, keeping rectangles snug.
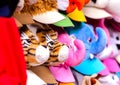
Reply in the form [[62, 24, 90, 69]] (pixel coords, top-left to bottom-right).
[[65, 22, 107, 75]]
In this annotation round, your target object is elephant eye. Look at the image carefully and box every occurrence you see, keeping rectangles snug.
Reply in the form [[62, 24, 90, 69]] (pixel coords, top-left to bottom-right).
[[116, 36, 119, 40], [87, 38, 92, 43]]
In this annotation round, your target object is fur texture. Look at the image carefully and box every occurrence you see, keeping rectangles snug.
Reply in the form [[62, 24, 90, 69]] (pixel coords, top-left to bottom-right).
[[65, 22, 107, 75], [21, 0, 57, 15]]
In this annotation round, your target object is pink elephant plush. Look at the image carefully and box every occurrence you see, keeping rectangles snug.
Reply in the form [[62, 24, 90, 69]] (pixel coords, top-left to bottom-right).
[[49, 26, 85, 82], [56, 27, 86, 66]]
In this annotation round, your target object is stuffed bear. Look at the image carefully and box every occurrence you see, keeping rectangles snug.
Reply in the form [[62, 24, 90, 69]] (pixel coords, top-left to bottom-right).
[[65, 21, 107, 75]]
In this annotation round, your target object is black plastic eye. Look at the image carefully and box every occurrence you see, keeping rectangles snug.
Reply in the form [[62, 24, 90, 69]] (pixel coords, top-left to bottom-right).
[[87, 38, 92, 43], [112, 76, 115, 80], [50, 41, 54, 45], [92, 0, 97, 3], [116, 36, 119, 40], [72, 2, 75, 5]]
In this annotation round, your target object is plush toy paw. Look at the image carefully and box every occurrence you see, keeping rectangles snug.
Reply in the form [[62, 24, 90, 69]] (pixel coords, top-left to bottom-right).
[[58, 45, 69, 62], [35, 45, 50, 65]]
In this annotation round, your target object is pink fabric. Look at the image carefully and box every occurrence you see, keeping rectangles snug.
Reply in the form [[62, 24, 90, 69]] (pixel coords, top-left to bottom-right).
[[49, 26, 85, 82], [99, 57, 120, 76], [103, 58, 120, 72], [99, 63, 110, 76], [49, 64, 75, 82], [118, 80, 120, 85], [55, 27, 86, 66]]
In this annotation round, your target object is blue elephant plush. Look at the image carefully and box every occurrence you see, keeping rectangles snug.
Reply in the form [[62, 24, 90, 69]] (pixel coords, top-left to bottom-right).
[[65, 21, 107, 75]]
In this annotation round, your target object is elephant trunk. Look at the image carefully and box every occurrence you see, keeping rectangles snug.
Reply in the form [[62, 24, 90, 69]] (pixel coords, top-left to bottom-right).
[[91, 27, 107, 54], [65, 39, 86, 66]]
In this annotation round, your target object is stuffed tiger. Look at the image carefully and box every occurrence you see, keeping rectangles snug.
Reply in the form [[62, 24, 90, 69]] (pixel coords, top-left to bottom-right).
[[36, 24, 69, 66], [20, 23, 69, 67], [20, 25, 50, 68]]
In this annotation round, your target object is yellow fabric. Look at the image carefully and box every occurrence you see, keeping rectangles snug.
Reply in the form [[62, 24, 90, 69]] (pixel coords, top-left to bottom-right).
[[59, 82, 75, 85], [67, 8, 86, 22]]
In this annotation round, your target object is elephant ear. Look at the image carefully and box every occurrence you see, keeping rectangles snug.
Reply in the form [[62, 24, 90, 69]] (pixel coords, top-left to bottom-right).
[[65, 22, 95, 45], [91, 27, 107, 54]]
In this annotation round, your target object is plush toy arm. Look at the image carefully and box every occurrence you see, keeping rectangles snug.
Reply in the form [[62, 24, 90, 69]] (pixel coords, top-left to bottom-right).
[[65, 39, 85, 66]]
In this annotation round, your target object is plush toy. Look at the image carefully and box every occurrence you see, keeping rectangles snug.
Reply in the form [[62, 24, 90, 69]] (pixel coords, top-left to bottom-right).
[[25, 0, 38, 5], [49, 26, 85, 82], [20, 25, 50, 67], [16, 0, 37, 12], [57, 0, 69, 11], [86, 18, 110, 45], [35, 24, 69, 66], [20, 24, 69, 67], [20, 0, 65, 24], [65, 21, 107, 75], [66, 0, 90, 13], [91, 24, 120, 81], [53, 26, 86, 66], [104, 19, 120, 65], [56, 0, 89, 22], [98, 73, 120, 85], [84, 17, 120, 76], [83, 0, 120, 19], [97, 28, 120, 60]]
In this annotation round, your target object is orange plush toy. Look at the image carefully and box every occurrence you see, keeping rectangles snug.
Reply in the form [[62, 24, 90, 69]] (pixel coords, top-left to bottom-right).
[[66, 0, 90, 13]]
